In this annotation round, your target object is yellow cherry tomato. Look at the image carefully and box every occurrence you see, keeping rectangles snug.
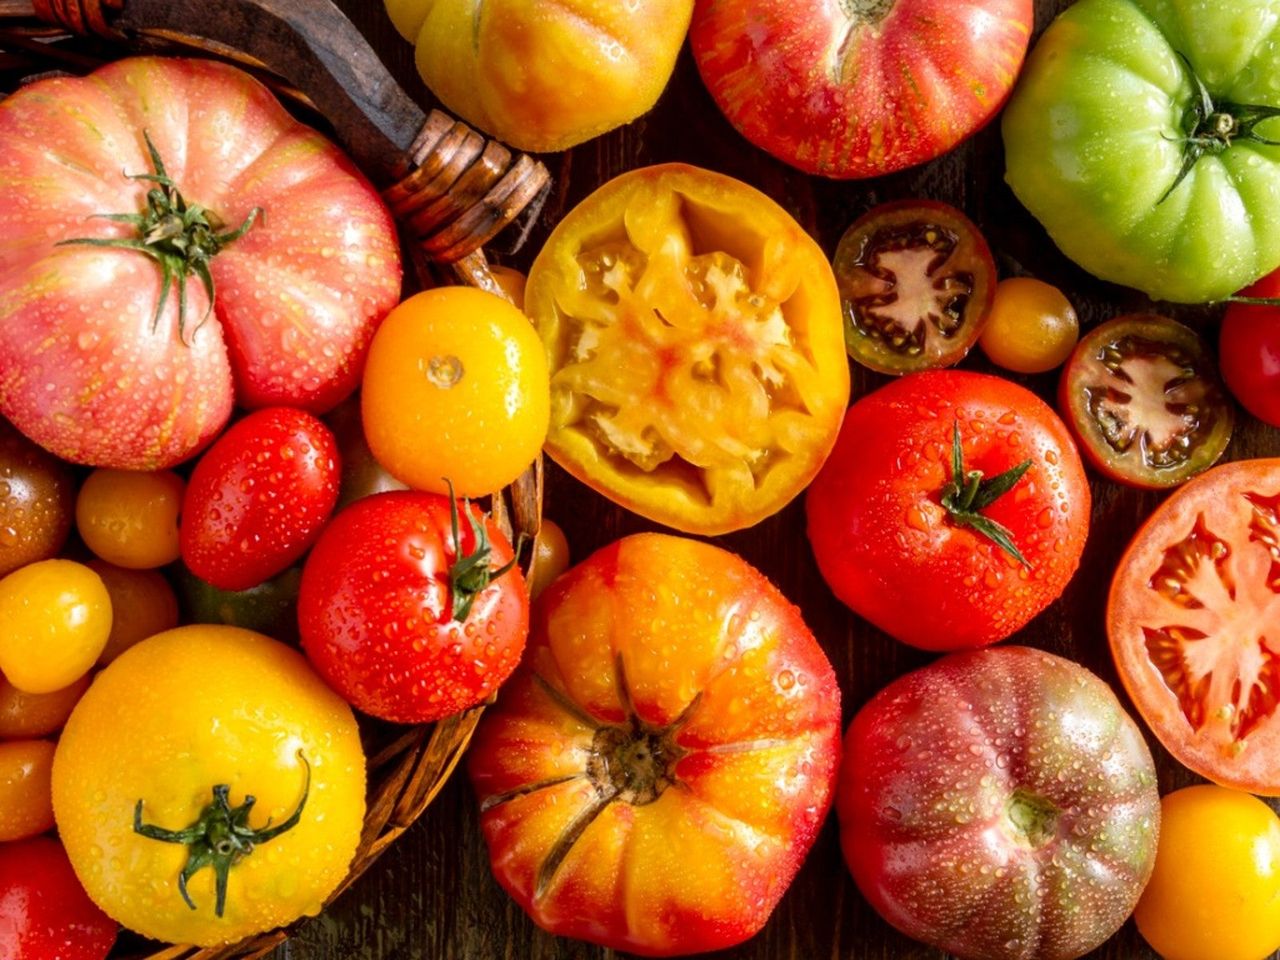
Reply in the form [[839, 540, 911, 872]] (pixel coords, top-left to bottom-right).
[[527, 518, 570, 601], [1135, 785, 1280, 960], [362, 287, 550, 498], [489, 265, 527, 310], [0, 739, 55, 841], [979, 277, 1079, 374], [0, 559, 111, 694], [0, 672, 91, 739], [76, 468, 184, 569], [88, 560, 180, 665]]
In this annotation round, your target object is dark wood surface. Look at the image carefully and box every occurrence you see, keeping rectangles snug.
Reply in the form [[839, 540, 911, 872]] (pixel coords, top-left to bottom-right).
[[281, 2, 1280, 958]]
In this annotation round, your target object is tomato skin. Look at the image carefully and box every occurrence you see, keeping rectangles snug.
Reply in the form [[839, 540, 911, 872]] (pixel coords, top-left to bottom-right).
[[299, 491, 528, 724], [86, 561, 179, 666], [0, 673, 91, 740], [807, 371, 1090, 650], [178, 566, 302, 643], [0, 560, 111, 694], [0, 740, 56, 841], [526, 519, 570, 601], [980, 278, 1079, 374], [1222, 269, 1280, 428], [0, 419, 74, 579], [0, 837, 117, 960], [76, 469, 184, 569], [181, 408, 340, 592], [325, 394, 407, 511]]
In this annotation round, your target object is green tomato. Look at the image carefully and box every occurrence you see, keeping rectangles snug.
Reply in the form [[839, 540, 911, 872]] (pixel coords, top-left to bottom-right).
[[1003, 0, 1280, 303], [177, 565, 302, 644]]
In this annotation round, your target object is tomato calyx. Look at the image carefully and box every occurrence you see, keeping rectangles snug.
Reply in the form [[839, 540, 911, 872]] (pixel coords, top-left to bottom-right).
[[1005, 789, 1060, 848], [59, 131, 262, 341], [840, 0, 894, 24], [447, 480, 521, 623], [132, 753, 310, 917], [940, 422, 1032, 567]]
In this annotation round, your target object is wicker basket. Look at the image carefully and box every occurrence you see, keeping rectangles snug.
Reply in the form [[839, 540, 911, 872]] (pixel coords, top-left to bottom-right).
[[0, 2, 548, 957]]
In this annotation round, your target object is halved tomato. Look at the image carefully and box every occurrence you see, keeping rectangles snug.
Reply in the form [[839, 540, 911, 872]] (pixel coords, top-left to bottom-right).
[[1109, 458, 1280, 794], [1060, 315, 1232, 489], [833, 201, 995, 375]]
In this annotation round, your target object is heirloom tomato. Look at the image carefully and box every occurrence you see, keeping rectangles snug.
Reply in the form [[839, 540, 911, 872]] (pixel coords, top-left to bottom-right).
[[76, 469, 184, 569], [0, 837, 117, 960], [0, 419, 73, 579], [387, 0, 693, 152], [0, 57, 400, 469], [87, 561, 179, 665], [1109, 458, 1280, 794], [840, 647, 1160, 960], [299, 491, 528, 724], [0, 673, 90, 739], [690, 0, 1032, 178], [52, 625, 365, 946], [469, 533, 841, 955], [980, 278, 1079, 374], [0, 560, 110, 694], [1222, 268, 1280, 428], [1005, 0, 1280, 303], [0, 739, 55, 842], [807, 371, 1090, 650], [526, 163, 849, 535]]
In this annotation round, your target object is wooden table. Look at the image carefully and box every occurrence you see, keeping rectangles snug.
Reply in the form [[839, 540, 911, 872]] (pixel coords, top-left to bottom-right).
[[288, 2, 1280, 958]]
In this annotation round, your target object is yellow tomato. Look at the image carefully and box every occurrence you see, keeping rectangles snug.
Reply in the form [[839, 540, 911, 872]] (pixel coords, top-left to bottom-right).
[[88, 560, 179, 665], [0, 739, 55, 841], [489, 264, 527, 310], [979, 277, 1079, 374], [0, 672, 91, 739], [526, 518, 570, 601], [0, 559, 111, 694], [76, 468, 184, 569], [53, 625, 366, 946], [1135, 785, 1280, 960], [362, 287, 550, 498]]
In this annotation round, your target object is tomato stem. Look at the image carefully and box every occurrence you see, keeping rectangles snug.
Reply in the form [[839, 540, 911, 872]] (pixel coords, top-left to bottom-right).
[[446, 479, 524, 623], [940, 421, 1032, 567]]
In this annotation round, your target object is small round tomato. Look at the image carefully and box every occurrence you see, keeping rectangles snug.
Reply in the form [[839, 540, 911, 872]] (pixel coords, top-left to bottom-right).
[[181, 408, 340, 592], [0, 837, 117, 960], [0, 739, 56, 841], [526, 519, 569, 601], [0, 673, 91, 739], [1222, 268, 1280, 427], [0, 418, 74, 579], [178, 566, 301, 643], [808, 371, 1090, 650], [469, 533, 841, 955], [299, 491, 528, 724], [979, 277, 1079, 374], [0, 560, 111, 694], [488, 265, 527, 310], [76, 469, 184, 569], [1061, 315, 1233, 489], [834, 201, 996, 375], [1136, 786, 1280, 960], [325, 395, 407, 511], [52, 625, 365, 946], [87, 561, 179, 666], [362, 288, 549, 498]]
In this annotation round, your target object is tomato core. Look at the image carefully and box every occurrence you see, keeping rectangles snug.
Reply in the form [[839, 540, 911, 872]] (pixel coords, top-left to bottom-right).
[[588, 724, 680, 806], [426, 355, 464, 389], [1005, 789, 1059, 848], [841, 0, 895, 24]]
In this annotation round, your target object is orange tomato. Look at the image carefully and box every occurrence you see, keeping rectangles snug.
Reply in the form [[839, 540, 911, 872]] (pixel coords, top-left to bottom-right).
[[76, 469, 184, 569], [526, 519, 569, 601], [0, 739, 55, 841], [0, 673, 91, 740], [980, 277, 1078, 373], [88, 560, 179, 665]]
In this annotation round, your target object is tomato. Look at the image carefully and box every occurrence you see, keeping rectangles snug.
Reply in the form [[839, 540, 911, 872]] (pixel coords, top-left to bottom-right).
[[0, 419, 74, 579], [980, 278, 1079, 374], [834, 201, 996, 374], [0, 560, 111, 694], [1004, 0, 1280, 303], [362, 288, 549, 498], [52, 625, 365, 946], [76, 469, 184, 569], [299, 491, 528, 724], [1061, 315, 1232, 490], [489, 265, 527, 310], [1222, 268, 1280, 428], [87, 561, 179, 666], [1109, 458, 1280, 794], [0, 740, 55, 842], [808, 371, 1090, 651], [690, 0, 1032, 178], [1135, 786, 1280, 960], [526, 163, 849, 535], [178, 566, 302, 644], [181, 408, 340, 591], [0, 837, 117, 960], [0, 673, 90, 740], [388, 0, 693, 152], [526, 519, 570, 601], [326, 394, 407, 511], [0, 57, 401, 470], [468, 533, 841, 955], [840, 646, 1159, 960]]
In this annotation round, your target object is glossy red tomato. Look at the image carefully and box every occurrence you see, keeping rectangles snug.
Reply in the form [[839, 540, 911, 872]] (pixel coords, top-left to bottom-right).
[[1222, 269, 1280, 427], [840, 646, 1160, 960], [807, 371, 1090, 650], [0, 57, 401, 470], [181, 408, 340, 592], [298, 491, 528, 723], [0, 837, 116, 960], [690, 0, 1032, 178]]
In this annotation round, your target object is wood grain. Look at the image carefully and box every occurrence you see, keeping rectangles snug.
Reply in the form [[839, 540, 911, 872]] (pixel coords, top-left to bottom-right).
[[282, 1, 1280, 958]]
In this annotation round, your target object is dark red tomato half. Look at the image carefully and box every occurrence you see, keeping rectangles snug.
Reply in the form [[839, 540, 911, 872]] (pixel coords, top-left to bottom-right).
[[180, 407, 340, 592], [0, 836, 116, 960], [833, 201, 996, 375], [1222, 269, 1280, 427], [1060, 315, 1233, 489]]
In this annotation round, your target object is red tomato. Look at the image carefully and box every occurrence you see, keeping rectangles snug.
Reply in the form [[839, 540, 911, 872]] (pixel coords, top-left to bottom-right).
[[0, 57, 401, 470], [807, 371, 1090, 650], [298, 491, 528, 723], [1222, 269, 1280, 427], [0, 837, 116, 960], [181, 408, 341, 592], [689, 0, 1033, 178], [468, 533, 841, 955], [840, 646, 1159, 960]]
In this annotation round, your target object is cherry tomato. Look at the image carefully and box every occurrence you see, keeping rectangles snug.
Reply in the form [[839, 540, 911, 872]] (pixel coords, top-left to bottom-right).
[[178, 566, 302, 644], [325, 394, 407, 512], [0, 418, 74, 579], [1135, 786, 1280, 960], [526, 519, 569, 601], [834, 201, 996, 374], [1061, 314, 1233, 489], [75, 469, 184, 569], [299, 491, 528, 724], [1222, 268, 1280, 427], [180, 408, 340, 592], [979, 277, 1079, 374], [87, 560, 179, 665], [488, 264, 527, 309], [0, 673, 91, 740], [0, 739, 55, 841], [0, 559, 111, 694], [0, 837, 117, 960]]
